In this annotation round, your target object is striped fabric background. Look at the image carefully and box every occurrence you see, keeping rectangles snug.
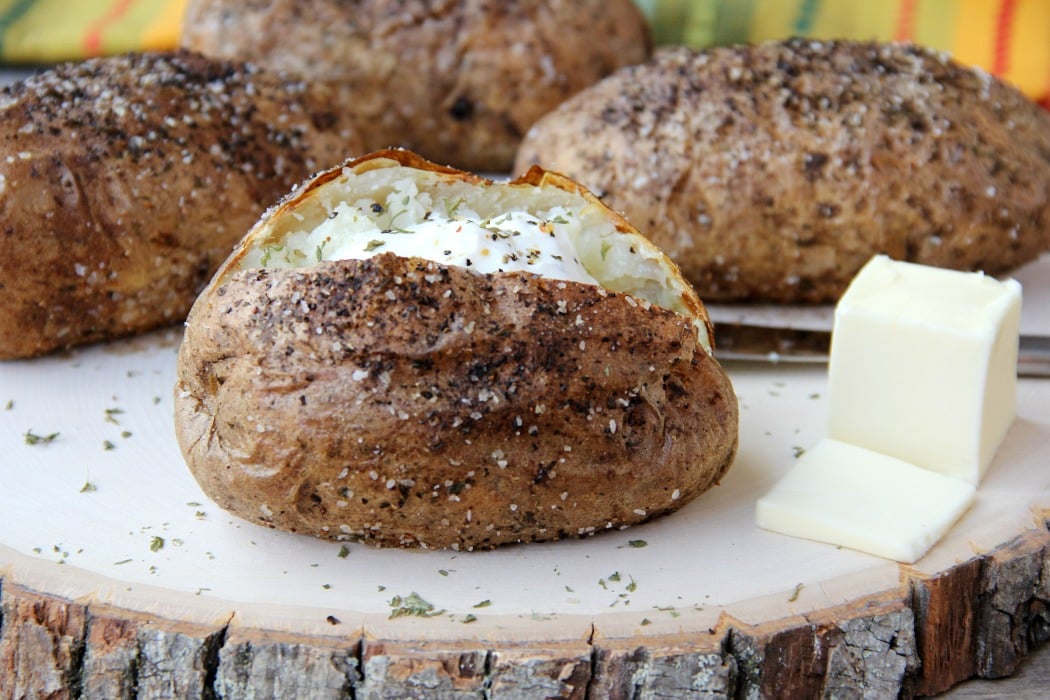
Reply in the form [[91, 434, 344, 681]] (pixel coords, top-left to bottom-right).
[[0, 0, 185, 62], [634, 0, 1050, 103], [0, 0, 1045, 104]]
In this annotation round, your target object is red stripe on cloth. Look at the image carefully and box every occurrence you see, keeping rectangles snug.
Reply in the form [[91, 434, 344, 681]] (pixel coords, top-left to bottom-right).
[[992, 0, 1017, 76], [894, 0, 917, 42], [82, 0, 137, 57]]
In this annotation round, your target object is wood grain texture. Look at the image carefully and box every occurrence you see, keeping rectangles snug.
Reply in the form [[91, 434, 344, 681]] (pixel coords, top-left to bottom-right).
[[2, 519, 1047, 698], [358, 641, 486, 699], [215, 629, 358, 699], [589, 633, 732, 699], [909, 555, 983, 696], [0, 585, 87, 700]]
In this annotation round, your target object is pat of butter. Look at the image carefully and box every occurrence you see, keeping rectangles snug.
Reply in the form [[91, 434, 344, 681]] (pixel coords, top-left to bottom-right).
[[827, 255, 1021, 485], [756, 439, 976, 563]]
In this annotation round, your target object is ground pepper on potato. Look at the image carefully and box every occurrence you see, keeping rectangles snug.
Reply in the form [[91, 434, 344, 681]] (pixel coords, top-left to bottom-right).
[[514, 39, 1050, 303], [0, 50, 360, 359]]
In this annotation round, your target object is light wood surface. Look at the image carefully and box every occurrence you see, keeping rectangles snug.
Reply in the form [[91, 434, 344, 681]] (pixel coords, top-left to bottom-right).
[[2, 327, 1047, 697]]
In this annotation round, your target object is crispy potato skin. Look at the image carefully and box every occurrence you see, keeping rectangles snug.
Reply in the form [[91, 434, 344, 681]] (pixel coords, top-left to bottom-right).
[[0, 50, 360, 359], [181, 0, 651, 172], [175, 255, 737, 550], [514, 40, 1050, 303]]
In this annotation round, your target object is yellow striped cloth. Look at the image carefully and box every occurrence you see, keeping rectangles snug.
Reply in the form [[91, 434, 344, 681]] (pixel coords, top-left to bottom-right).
[[0, 0, 1045, 106], [636, 0, 1050, 105], [0, 0, 185, 63]]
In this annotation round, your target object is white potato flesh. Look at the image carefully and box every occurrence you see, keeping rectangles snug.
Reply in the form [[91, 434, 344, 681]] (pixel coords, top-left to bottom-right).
[[236, 164, 711, 351]]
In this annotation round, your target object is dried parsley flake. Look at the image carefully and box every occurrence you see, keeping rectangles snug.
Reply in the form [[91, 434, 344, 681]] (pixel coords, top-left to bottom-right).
[[388, 592, 445, 620], [24, 430, 59, 445]]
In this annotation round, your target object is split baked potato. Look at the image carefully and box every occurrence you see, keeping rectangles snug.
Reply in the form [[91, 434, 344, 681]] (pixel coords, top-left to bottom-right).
[[175, 150, 739, 550], [180, 0, 652, 172], [0, 50, 360, 359], [515, 39, 1050, 303]]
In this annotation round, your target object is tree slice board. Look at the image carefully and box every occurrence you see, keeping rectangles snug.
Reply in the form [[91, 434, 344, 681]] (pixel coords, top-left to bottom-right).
[[1, 312, 1048, 697]]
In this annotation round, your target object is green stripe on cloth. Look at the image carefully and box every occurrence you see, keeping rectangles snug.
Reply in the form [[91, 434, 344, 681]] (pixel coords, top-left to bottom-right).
[[792, 0, 822, 35], [635, 0, 691, 45], [712, 0, 760, 46], [0, 0, 39, 57], [677, 0, 718, 47]]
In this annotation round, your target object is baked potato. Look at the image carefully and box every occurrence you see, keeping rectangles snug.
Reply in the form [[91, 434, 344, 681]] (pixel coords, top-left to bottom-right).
[[174, 149, 738, 550], [514, 39, 1050, 303], [0, 50, 361, 359], [180, 0, 652, 172]]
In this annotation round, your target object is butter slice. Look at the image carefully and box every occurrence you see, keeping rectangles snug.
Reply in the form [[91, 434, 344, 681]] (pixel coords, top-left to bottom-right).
[[827, 255, 1021, 485], [756, 439, 976, 563]]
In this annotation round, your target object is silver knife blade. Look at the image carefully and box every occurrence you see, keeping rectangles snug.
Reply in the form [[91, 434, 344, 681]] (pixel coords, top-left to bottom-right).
[[713, 323, 1050, 377]]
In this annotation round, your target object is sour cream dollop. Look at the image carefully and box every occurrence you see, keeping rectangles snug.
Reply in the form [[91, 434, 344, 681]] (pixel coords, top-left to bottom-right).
[[244, 177, 600, 287]]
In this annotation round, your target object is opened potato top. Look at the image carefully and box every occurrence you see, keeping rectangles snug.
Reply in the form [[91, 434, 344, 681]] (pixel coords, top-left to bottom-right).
[[220, 151, 715, 352]]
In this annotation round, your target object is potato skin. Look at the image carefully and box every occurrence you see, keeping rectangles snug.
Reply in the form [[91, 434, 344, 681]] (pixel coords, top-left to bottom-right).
[[175, 255, 737, 550], [514, 40, 1050, 303], [181, 0, 651, 172], [0, 50, 360, 359]]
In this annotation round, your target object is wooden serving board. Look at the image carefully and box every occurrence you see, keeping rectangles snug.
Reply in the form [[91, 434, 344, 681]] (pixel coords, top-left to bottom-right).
[[1, 309, 1048, 697]]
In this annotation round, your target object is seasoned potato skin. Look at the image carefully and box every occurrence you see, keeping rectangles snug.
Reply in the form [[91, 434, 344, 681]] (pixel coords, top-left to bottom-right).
[[0, 50, 360, 359], [177, 257, 737, 550], [174, 151, 738, 550], [181, 0, 651, 172], [514, 40, 1050, 303]]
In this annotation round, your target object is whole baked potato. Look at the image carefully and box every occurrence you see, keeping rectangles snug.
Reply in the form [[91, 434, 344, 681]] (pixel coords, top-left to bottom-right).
[[0, 50, 360, 359], [514, 39, 1050, 303], [175, 149, 738, 550], [180, 0, 651, 172]]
